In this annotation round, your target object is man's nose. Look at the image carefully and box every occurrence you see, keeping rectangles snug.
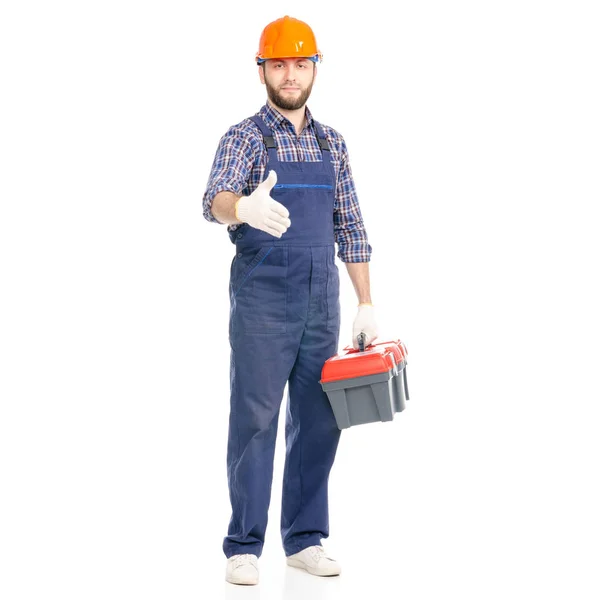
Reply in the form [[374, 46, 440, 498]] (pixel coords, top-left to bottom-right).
[[284, 65, 297, 80]]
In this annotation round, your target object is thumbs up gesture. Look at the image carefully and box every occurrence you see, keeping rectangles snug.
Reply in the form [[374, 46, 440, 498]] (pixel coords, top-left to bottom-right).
[[235, 170, 291, 238]]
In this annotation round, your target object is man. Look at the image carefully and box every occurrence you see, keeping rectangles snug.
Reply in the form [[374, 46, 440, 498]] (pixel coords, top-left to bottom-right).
[[202, 15, 378, 585]]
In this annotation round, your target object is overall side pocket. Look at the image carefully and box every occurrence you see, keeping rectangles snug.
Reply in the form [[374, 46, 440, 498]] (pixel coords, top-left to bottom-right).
[[231, 246, 288, 334], [326, 255, 341, 333]]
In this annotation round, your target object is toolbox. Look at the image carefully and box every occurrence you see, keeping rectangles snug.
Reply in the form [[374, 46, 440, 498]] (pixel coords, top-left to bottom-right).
[[320, 336, 410, 429]]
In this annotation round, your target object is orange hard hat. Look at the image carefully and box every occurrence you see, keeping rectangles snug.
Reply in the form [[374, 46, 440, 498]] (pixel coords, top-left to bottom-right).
[[256, 15, 322, 64]]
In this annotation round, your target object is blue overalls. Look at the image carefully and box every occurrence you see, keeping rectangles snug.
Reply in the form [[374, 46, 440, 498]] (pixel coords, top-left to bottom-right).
[[223, 114, 341, 559]]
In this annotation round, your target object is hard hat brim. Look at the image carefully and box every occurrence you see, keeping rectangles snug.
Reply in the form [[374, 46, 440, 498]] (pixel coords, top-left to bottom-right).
[[256, 53, 322, 64]]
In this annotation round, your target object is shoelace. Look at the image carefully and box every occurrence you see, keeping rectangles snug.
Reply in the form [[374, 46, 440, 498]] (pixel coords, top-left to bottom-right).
[[309, 546, 328, 562], [232, 554, 257, 570]]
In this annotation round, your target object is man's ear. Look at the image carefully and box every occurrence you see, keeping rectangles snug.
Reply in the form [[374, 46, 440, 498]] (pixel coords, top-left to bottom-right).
[[258, 64, 266, 85]]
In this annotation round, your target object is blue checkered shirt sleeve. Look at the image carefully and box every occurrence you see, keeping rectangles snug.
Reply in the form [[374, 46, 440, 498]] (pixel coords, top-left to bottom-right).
[[332, 134, 372, 263], [202, 125, 256, 224]]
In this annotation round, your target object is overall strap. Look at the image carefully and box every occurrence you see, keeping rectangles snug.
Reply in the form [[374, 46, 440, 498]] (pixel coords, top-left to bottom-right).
[[248, 115, 278, 164], [250, 114, 332, 164], [313, 120, 332, 163]]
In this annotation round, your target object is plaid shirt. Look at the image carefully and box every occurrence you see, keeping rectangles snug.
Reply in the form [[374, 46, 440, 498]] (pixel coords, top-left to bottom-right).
[[202, 103, 372, 263]]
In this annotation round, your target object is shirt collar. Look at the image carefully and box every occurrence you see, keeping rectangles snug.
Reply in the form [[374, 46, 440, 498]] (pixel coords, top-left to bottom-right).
[[258, 103, 315, 133]]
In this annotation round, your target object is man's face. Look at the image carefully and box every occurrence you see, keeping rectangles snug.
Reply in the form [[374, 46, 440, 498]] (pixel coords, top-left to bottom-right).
[[260, 58, 316, 111]]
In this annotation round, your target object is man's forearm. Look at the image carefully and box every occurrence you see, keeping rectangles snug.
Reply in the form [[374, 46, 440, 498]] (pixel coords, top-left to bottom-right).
[[345, 261, 372, 305], [210, 191, 244, 225]]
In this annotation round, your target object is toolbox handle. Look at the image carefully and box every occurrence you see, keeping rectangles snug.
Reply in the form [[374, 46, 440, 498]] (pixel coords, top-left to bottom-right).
[[357, 332, 366, 352]]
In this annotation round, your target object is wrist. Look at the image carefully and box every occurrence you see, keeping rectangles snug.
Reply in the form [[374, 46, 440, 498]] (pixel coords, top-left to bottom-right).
[[234, 197, 247, 223]]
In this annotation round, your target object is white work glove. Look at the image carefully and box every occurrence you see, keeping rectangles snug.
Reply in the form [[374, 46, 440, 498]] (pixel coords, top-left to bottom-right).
[[235, 170, 291, 238], [352, 304, 379, 349]]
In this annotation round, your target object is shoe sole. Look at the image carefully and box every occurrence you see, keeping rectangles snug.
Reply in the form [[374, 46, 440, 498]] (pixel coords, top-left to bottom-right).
[[286, 558, 341, 577], [226, 576, 259, 586]]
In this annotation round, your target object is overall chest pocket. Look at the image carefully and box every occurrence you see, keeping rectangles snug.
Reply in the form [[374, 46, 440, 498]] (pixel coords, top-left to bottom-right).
[[230, 246, 288, 334]]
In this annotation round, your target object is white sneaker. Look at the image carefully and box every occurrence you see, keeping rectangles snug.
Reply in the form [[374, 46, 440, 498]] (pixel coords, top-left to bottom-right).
[[225, 553, 259, 585], [286, 545, 341, 577]]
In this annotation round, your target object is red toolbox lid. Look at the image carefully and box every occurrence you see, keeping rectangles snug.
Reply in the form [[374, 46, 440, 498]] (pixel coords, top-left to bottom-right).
[[320, 339, 408, 383]]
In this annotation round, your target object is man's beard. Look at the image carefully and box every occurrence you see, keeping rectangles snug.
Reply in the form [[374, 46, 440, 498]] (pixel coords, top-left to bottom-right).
[[265, 77, 314, 110]]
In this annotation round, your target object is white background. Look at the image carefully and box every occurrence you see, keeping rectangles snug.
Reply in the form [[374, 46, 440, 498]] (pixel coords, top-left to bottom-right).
[[1, 1, 599, 598]]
